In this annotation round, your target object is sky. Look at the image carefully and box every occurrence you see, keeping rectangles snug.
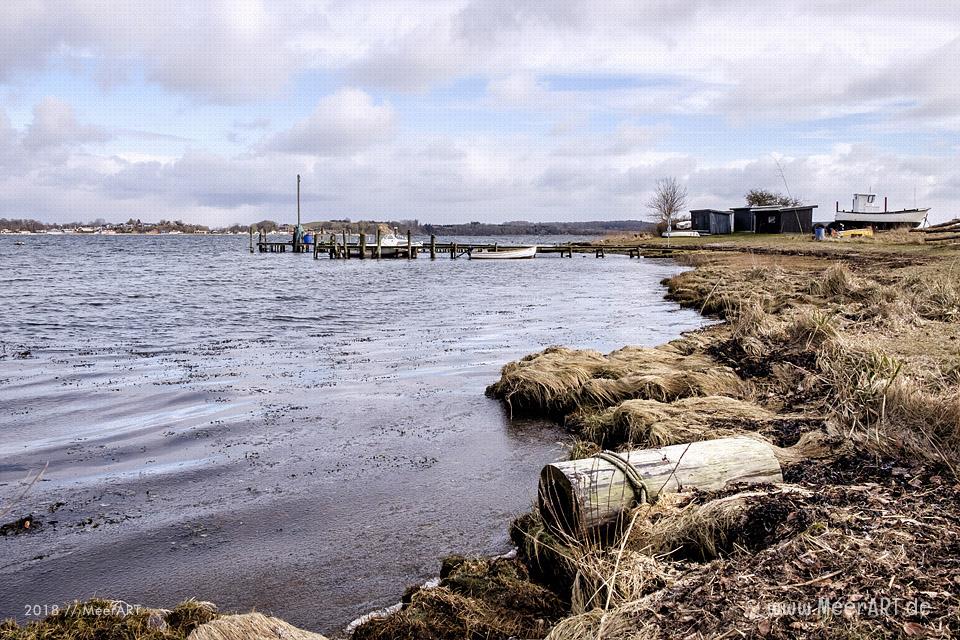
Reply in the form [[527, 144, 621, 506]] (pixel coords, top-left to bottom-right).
[[1, 1, 958, 226]]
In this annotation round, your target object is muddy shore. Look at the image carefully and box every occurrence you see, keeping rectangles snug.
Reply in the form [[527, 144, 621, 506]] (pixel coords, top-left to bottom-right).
[[5, 235, 960, 639]]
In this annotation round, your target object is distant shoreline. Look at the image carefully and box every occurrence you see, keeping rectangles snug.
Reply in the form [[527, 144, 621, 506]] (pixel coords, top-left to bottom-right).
[[0, 218, 656, 237]]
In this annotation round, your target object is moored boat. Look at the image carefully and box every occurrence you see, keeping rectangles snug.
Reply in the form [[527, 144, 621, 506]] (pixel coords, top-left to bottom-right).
[[469, 246, 537, 260]]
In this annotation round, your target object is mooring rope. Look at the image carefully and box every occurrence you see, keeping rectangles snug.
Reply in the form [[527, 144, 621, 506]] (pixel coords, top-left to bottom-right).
[[598, 450, 649, 506]]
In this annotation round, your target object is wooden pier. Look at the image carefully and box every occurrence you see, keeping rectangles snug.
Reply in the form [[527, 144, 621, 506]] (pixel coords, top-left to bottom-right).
[[250, 229, 646, 260]]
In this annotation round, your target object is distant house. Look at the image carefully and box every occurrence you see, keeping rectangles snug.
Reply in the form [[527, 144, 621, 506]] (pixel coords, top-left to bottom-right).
[[690, 209, 734, 235]]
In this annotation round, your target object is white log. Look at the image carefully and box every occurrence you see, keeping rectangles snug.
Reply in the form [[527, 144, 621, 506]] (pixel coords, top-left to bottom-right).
[[539, 437, 782, 533]]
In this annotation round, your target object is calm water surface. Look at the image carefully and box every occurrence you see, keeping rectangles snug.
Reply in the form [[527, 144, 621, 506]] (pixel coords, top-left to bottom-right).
[[0, 235, 704, 634]]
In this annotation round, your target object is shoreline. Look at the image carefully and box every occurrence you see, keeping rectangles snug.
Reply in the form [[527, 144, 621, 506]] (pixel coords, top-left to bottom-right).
[[350, 235, 960, 639], [5, 235, 959, 639]]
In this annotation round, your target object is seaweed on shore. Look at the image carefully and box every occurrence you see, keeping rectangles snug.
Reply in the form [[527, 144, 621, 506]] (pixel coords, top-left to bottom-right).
[[352, 556, 565, 640], [0, 599, 217, 640]]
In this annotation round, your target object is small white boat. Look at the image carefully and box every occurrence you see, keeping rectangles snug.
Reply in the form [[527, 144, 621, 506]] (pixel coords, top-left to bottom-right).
[[835, 194, 928, 229], [320, 227, 423, 256], [470, 246, 537, 260], [371, 228, 423, 250]]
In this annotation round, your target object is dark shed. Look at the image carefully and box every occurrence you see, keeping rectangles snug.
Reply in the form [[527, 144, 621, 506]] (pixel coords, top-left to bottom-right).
[[753, 205, 816, 234], [732, 207, 755, 232], [690, 209, 734, 235]]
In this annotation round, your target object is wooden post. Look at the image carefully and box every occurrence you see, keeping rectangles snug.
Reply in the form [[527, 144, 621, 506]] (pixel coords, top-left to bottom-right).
[[359, 232, 366, 259], [375, 227, 383, 259], [539, 437, 782, 534], [430, 234, 436, 260], [406, 229, 412, 260], [329, 234, 336, 259], [313, 232, 320, 259], [249, 226, 254, 253], [342, 229, 348, 259]]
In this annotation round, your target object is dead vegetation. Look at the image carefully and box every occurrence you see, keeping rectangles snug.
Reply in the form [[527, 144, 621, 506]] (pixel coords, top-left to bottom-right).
[[0, 599, 218, 640], [543, 472, 960, 639], [486, 345, 743, 417], [188, 613, 328, 640], [0, 600, 332, 640], [470, 244, 960, 639], [572, 396, 773, 449], [352, 556, 565, 640]]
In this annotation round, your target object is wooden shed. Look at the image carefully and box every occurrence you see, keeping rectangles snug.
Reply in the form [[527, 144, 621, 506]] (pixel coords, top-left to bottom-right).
[[690, 209, 734, 235], [753, 205, 816, 234], [732, 206, 756, 232]]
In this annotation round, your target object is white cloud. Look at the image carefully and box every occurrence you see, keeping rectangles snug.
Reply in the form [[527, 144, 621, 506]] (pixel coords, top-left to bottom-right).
[[0, 1, 298, 102], [486, 73, 546, 104], [264, 88, 395, 155], [22, 97, 108, 150], [1, 3, 959, 225], [0, 1, 956, 120], [4, 113, 958, 226]]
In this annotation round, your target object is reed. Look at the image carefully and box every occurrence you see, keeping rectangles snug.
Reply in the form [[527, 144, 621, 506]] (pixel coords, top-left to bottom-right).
[[574, 396, 772, 450], [487, 346, 742, 417]]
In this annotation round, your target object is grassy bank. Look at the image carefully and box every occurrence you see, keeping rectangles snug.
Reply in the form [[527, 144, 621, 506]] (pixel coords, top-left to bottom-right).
[[357, 235, 960, 639]]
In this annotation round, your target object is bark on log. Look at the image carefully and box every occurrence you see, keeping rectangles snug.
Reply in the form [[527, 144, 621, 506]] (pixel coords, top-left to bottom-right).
[[539, 437, 782, 534]]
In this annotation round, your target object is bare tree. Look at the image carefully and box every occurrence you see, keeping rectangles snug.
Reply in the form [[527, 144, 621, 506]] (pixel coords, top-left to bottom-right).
[[647, 177, 688, 235]]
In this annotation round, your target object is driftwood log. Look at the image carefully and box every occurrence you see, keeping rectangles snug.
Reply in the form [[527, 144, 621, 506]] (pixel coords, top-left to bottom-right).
[[539, 437, 782, 533], [911, 218, 960, 232], [924, 233, 960, 243]]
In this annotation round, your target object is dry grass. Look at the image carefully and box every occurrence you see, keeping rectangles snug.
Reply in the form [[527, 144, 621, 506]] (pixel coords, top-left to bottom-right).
[[575, 396, 772, 450], [188, 613, 328, 640], [486, 346, 606, 416], [481, 242, 960, 640], [541, 472, 960, 639], [1, 599, 218, 640], [487, 346, 742, 416], [625, 487, 812, 561], [569, 552, 677, 615]]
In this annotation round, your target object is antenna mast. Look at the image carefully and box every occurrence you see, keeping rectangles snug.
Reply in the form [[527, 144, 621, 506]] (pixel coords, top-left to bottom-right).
[[773, 155, 803, 232]]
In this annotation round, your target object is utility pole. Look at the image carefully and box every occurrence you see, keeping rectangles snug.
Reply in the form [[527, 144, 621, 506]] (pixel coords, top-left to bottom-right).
[[293, 174, 302, 252]]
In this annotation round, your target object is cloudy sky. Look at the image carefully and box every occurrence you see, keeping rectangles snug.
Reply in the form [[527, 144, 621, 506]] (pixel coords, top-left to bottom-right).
[[1, 1, 958, 225]]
